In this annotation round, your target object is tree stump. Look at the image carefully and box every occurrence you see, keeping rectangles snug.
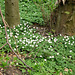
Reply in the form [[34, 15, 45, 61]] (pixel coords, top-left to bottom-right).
[[51, 0, 75, 36]]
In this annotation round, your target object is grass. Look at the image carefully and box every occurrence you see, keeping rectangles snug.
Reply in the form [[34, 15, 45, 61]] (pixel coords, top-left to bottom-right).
[[0, 0, 75, 75]]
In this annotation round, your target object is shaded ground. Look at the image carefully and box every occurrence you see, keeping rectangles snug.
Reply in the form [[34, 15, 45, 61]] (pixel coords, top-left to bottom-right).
[[30, 23, 50, 36]]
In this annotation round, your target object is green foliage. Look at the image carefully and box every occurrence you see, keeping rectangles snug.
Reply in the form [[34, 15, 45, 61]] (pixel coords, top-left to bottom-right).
[[0, 52, 10, 68], [19, 0, 57, 26], [0, 20, 75, 74], [0, 0, 75, 75]]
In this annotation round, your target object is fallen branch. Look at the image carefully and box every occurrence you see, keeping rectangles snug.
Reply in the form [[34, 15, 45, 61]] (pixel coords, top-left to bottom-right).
[[0, 7, 32, 70], [0, 43, 7, 50]]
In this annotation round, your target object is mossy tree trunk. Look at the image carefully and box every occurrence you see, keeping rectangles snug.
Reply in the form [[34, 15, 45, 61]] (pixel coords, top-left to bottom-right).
[[5, 0, 20, 27], [51, 0, 75, 36]]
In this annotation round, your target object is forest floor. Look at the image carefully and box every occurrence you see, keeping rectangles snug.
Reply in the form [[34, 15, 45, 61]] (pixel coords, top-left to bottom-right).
[[0, 24, 50, 75]]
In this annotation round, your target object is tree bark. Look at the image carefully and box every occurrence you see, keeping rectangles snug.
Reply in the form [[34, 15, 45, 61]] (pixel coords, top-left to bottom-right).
[[5, 0, 20, 27]]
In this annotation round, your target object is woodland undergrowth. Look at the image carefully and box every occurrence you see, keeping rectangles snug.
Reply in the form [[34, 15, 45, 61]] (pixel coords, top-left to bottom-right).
[[0, 0, 75, 75]]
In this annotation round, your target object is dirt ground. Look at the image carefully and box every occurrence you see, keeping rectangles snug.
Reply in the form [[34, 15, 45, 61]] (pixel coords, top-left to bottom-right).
[[0, 66, 22, 75]]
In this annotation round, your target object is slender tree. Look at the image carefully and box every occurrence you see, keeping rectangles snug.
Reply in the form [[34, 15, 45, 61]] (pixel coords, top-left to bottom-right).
[[5, 0, 20, 27]]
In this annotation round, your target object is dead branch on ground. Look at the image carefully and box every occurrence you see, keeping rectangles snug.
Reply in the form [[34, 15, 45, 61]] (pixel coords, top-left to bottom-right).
[[0, 7, 32, 70]]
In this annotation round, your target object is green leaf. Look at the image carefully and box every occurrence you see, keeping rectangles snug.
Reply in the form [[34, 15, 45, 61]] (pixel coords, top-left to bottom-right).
[[64, 11, 70, 15]]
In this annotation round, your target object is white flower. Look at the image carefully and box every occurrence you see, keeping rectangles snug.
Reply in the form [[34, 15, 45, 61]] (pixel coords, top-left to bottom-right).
[[9, 40, 11, 42], [7, 29, 9, 32], [36, 27, 38, 29], [33, 42, 36, 44], [24, 30, 26, 32], [57, 53, 59, 55], [24, 23, 26, 26], [65, 42, 67, 44], [71, 43, 73, 45], [40, 55, 42, 57], [50, 46, 52, 48], [49, 56, 54, 58], [69, 56, 72, 58], [21, 17, 22, 19], [33, 35, 36, 38], [63, 57, 65, 59], [15, 35, 18, 38], [16, 45, 18, 48], [51, 35, 53, 37], [70, 50, 72, 52], [16, 33, 19, 36], [18, 24, 20, 27], [52, 56, 54, 58], [65, 45, 67, 47], [49, 56, 52, 58], [22, 5, 24, 6], [54, 38, 58, 42], [35, 45, 38, 47], [35, 63, 36, 65], [72, 41, 74, 44], [10, 32, 13, 37], [20, 24, 22, 25], [63, 39, 64, 41], [51, 49, 53, 51], [72, 36, 74, 39], [14, 48, 16, 51], [33, 27, 35, 29], [68, 42, 70, 44], [66, 38, 69, 41], [60, 34, 62, 36], [44, 59, 47, 61], [22, 46, 24, 48], [48, 39, 52, 43], [19, 39, 22, 41], [31, 45, 34, 47], [16, 63, 18, 65], [22, 41, 25, 44], [64, 36, 67, 38], [38, 32, 40, 34], [48, 36, 50, 38], [69, 41, 70, 42]]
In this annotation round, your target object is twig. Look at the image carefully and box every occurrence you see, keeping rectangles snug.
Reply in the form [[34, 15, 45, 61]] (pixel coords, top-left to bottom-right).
[[0, 7, 32, 70], [0, 43, 7, 50]]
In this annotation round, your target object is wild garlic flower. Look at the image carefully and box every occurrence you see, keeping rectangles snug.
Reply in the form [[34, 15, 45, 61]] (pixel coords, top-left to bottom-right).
[[44, 59, 47, 61], [54, 38, 58, 42]]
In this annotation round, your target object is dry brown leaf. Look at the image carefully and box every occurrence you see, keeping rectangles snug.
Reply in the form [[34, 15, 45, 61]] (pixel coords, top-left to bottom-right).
[[0, 72, 3, 75], [18, 55, 21, 58], [69, 69, 72, 72], [13, 73, 15, 75], [64, 68, 68, 72], [60, 72, 63, 75], [13, 55, 16, 57]]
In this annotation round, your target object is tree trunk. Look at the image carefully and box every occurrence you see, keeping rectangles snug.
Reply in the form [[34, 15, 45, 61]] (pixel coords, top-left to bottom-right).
[[51, 0, 75, 36], [5, 0, 20, 27]]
